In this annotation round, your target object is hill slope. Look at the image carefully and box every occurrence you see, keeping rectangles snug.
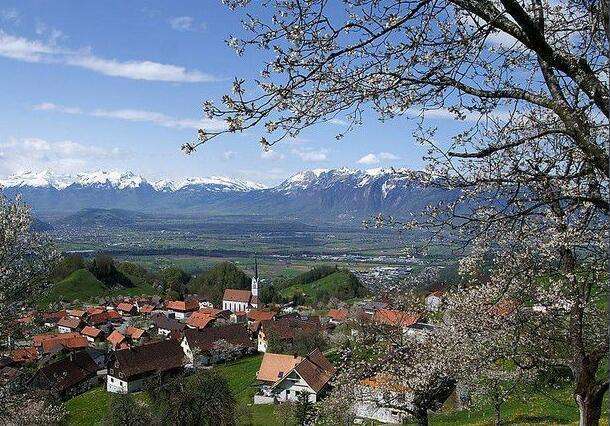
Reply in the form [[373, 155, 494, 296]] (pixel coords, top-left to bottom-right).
[[40, 268, 156, 306], [281, 269, 368, 303]]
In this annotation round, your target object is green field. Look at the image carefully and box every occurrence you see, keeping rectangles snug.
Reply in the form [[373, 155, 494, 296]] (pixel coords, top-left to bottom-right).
[[215, 355, 283, 426], [40, 268, 156, 307]]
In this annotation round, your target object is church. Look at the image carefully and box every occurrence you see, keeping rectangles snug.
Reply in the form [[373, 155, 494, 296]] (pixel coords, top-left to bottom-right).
[[222, 259, 260, 313]]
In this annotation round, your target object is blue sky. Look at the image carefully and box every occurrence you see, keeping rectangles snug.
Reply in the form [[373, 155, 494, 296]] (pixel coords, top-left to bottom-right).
[[0, 1, 463, 185]]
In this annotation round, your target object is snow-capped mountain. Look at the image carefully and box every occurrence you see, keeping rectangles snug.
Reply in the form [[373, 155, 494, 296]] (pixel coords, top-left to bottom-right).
[[0, 170, 266, 193], [0, 168, 455, 221]]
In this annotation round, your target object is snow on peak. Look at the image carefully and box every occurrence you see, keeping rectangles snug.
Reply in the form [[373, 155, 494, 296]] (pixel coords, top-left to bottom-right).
[[72, 171, 146, 189], [168, 176, 267, 192], [0, 170, 72, 189]]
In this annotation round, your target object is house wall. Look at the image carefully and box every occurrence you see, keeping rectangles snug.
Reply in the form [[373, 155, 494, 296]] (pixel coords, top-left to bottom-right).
[[257, 333, 268, 352], [106, 375, 146, 394], [353, 401, 406, 424], [222, 301, 249, 312], [58, 326, 72, 333], [273, 373, 317, 403]]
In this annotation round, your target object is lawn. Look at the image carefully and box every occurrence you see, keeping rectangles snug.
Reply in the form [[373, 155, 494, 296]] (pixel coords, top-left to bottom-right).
[[64, 387, 149, 426], [215, 354, 284, 426], [431, 383, 609, 425]]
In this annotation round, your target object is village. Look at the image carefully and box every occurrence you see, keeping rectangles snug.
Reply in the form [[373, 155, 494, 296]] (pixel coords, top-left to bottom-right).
[[1, 259, 449, 424]]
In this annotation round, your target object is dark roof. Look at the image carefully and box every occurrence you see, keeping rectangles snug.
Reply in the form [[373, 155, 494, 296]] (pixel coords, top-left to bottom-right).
[[33, 351, 98, 393], [260, 317, 320, 340], [153, 314, 186, 332], [274, 348, 335, 393], [183, 324, 253, 353], [111, 340, 185, 380]]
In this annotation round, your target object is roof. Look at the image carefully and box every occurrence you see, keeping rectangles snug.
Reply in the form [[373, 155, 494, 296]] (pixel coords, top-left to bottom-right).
[[10, 347, 38, 363], [222, 289, 253, 303], [271, 348, 335, 393], [106, 310, 122, 320], [81, 326, 102, 338], [116, 303, 135, 313], [360, 373, 412, 393], [34, 332, 80, 347], [111, 340, 185, 380], [247, 310, 277, 322], [139, 304, 155, 313], [125, 326, 146, 339], [260, 317, 320, 340], [373, 309, 420, 328], [42, 310, 67, 323], [256, 353, 303, 383], [107, 330, 126, 347], [327, 309, 348, 321], [88, 311, 110, 325], [66, 309, 86, 318], [166, 300, 199, 312], [153, 314, 186, 332], [361, 301, 388, 311], [186, 311, 216, 330], [34, 351, 97, 393], [86, 306, 105, 315], [41, 335, 89, 354], [183, 324, 253, 353], [57, 316, 81, 329], [427, 290, 444, 298]]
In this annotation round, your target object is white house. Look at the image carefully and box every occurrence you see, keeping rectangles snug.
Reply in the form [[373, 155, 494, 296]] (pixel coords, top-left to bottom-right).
[[222, 260, 260, 312], [57, 316, 81, 334], [106, 340, 185, 394], [165, 300, 199, 320], [254, 349, 335, 404]]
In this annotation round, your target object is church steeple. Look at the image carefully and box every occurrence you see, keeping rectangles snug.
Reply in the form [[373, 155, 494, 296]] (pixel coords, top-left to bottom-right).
[[251, 255, 259, 297]]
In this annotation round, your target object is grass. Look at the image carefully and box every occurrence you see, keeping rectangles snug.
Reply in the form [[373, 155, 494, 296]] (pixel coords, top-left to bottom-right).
[[431, 383, 609, 425], [63, 387, 148, 426], [40, 268, 156, 307], [215, 354, 284, 426], [281, 270, 366, 303]]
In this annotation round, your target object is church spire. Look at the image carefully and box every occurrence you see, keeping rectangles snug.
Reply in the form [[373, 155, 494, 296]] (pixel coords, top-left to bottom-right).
[[254, 255, 258, 280]]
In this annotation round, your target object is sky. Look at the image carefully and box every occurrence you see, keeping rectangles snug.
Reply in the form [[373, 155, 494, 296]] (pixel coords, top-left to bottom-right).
[[0, 1, 465, 185]]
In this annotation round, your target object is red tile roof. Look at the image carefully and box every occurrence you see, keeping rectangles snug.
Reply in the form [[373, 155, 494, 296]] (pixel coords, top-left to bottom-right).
[[10, 347, 38, 363], [41, 335, 88, 354], [57, 316, 81, 329], [107, 330, 126, 348], [186, 311, 216, 330], [138, 304, 155, 313], [327, 309, 348, 321], [125, 326, 146, 340], [34, 332, 80, 347], [222, 289, 253, 303], [373, 309, 420, 328], [247, 310, 277, 322], [81, 326, 102, 339], [166, 300, 199, 312], [66, 309, 86, 318], [106, 310, 121, 321], [116, 303, 135, 313]]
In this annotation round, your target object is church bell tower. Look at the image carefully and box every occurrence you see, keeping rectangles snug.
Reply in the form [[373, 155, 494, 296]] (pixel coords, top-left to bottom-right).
[[251, 256, 259, 297]]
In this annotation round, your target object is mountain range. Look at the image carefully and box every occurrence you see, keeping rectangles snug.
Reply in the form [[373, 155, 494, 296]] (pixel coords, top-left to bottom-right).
[[1, 169, 456, 222]]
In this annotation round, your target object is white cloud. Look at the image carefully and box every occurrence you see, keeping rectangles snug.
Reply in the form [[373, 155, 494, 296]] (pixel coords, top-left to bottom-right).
[[260, 149, 285, 160], [328, 118, 348, 126], [169, 16, 206, 32], [292, 147, 329, 162], [0, 137, 127, 175], [222, 151, 235, 160], [33, 102, 226, 131], [357, 152, 400, 165], [406, 107, 510, 122], [0, 31, 217, 82], [1, 9, 20, 24]]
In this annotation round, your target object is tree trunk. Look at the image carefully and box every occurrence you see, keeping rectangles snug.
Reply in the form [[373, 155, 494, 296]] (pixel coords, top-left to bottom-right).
[[494, 402, 502, 426], [414, 410, 428, 426], [575, 385, 606, 426]]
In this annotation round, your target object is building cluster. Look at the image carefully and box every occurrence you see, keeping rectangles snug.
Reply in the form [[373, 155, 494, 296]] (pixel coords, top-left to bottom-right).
[[1, 266, 448, 424]]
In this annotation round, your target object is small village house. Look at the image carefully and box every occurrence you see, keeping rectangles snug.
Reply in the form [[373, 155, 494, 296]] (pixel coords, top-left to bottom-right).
[[106, 340, 186, 394], [116, 302, 137, 316], [353, 374, 412, 424], [152, 314, 186, 337], [107, 330, 128, 350], [165, 300, 199, 320], [31, 351, 99, 398], [257, 317, 321, 353], [326, 308, 348, 325], [254, 349, 335, 404], [181, 324, 254, 366], [80, 326, 104, 343], [425, 291, 444, 312], [57, 316, 82, 334]]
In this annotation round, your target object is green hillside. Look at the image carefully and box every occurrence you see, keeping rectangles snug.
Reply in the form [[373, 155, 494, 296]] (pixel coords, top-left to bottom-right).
[[189, 261, 251, 306], [40, 268, 156, 307], [281, 269, 368, 303]]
